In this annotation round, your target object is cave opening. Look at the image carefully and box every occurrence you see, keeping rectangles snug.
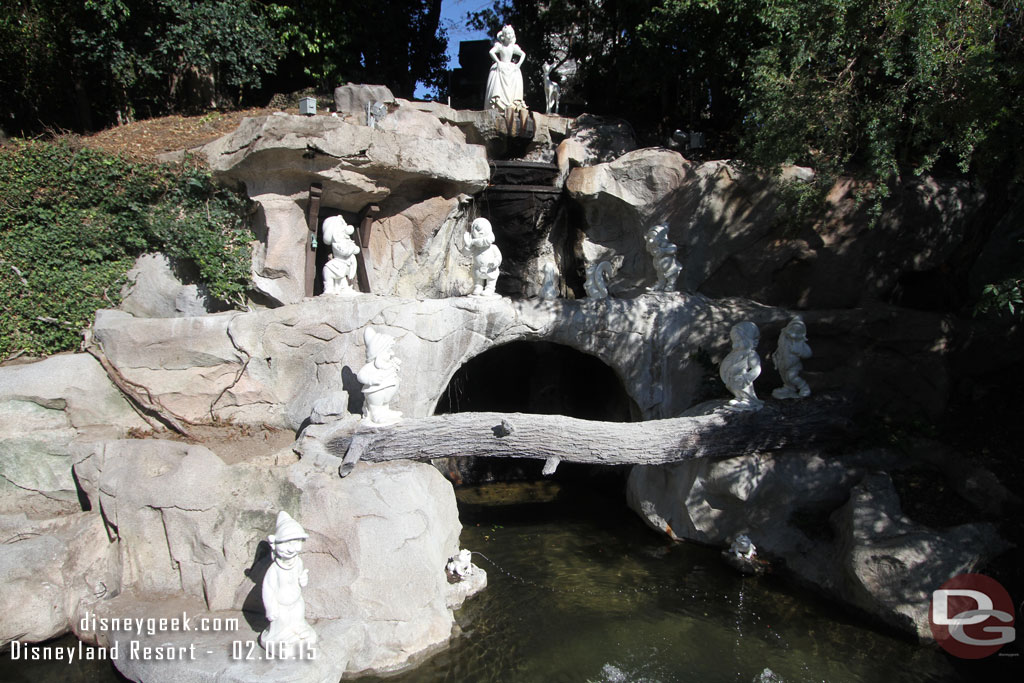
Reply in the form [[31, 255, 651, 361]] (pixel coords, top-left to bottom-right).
[[433, 341, 639, 488]]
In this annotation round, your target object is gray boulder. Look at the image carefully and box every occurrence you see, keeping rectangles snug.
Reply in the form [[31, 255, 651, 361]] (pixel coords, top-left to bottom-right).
[[200, 114, 488, 202], [564, 114, 639, 166], [402, 100, 571, 161], [120, 253, 213, 318], [333, 84, 396, 118], [0, 534, 66, 645], [627, 454, 1009, 641], [829, 473, 1009, 640], [627, 450, 858, 547]]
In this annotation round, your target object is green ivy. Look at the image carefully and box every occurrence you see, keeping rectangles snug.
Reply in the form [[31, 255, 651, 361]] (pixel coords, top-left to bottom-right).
[[0, 139, 252, 357]]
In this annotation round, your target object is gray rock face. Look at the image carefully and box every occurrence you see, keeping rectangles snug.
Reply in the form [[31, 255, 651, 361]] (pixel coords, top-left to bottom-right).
[[830, 473, 1008, 640], [201, 114, 488, 204], [567, 154, 985, 308], [120, 253, 213, 318], [71, 440, 470, 675], [0, 354, 148, 515], [627, 450, 858, 546], [567, 148, 693, 297], [0, 534, 67, 645], [564, 114, 639, 166], [91, 294, 751, 429], [402, 100, 571, 161], [627, 454, 1009, 641]]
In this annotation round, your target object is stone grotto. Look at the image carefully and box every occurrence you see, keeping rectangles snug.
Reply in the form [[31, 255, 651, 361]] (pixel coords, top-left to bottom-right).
[[0, 80, 1017, 681]]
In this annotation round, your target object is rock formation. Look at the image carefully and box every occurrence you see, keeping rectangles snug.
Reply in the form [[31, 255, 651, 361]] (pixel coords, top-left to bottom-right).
[[0, 83, 1012, 677]]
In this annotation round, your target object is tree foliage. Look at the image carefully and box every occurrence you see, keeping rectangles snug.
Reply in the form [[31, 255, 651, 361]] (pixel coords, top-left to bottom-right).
[[468, 0, 1023, 185], [0, 140, 252, 357], [0, 1, 282, 131], [264, 1, 447, 98], [0, 0, 448, 134]]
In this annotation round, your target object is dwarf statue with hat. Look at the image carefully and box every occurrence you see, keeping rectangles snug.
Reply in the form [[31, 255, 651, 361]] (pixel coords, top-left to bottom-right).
[[719, 321, 765, 412], [772, 316, 812, 399], [321, 215, 361, 296], [261, 511, 317, 656], [356, 327, 403, 426], [460, 217, 502, 297]]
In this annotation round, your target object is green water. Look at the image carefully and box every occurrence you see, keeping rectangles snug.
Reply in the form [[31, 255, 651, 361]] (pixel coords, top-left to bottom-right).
[[358, 480, 985, 683]]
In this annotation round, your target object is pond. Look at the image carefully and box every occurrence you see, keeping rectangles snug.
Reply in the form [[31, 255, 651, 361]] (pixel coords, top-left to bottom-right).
[[358, 476, 976, 683]]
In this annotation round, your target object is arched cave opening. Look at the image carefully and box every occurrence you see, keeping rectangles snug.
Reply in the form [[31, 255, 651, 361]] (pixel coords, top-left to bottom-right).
[[433, 341, 639, 489]]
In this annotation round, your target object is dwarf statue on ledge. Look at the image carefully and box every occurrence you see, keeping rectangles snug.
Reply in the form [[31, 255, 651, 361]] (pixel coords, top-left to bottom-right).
[[644, 224, 682, 292], [719, 321, 764, 412], [261, 511, 317, 657], [584, 261, 613, 300], [772, 316, 812, 399], [461, 217, 502, 297], [357, 327, 403, 426], [321, 215, 360, 296]]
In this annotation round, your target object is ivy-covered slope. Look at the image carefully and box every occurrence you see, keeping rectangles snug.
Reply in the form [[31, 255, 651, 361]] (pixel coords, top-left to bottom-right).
[[0, 139, 252, 357]]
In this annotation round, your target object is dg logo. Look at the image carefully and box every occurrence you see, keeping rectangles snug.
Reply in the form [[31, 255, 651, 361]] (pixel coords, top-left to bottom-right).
[[930, 573, 1016, 659]]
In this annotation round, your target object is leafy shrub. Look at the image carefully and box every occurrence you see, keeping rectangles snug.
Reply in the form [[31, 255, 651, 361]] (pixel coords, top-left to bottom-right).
[[0, 139, 252, 357], [978, 277, 1024, 318]]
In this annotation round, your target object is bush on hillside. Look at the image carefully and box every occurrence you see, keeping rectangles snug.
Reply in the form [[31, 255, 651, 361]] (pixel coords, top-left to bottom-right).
[[0, 139, 252, 358]]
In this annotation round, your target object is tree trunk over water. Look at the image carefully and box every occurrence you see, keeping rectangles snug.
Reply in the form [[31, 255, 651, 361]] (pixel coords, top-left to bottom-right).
[[329, 394, 854, 477]]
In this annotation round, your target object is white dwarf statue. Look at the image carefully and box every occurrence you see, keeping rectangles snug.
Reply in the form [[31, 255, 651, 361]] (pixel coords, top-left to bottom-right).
[[584, 261, 613, 300], [462, 218, 502, 297], [261, 511, 317, 657], [542, 62, 560, 115], [729, 534, 757, 561], [772, 316, 812, 399], [645, 224, 682, 292], [539, 262, 558, 300], [357, 327, 402, 426], [446, 549, 476, 582], [321, 215, 360, 296], [719, 321, 764, 411]]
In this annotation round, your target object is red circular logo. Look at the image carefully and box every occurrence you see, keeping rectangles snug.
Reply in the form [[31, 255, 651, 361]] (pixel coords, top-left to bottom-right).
[[929, 573, 1016, 658]]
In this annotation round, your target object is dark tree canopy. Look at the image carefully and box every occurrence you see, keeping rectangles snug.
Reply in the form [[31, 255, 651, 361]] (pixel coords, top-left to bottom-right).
[[0, 1, 283, 131], [0, 0, 448, 135]]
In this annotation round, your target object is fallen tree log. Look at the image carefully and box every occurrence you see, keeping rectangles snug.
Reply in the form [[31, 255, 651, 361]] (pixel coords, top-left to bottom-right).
[[328, 393, 855, 477]]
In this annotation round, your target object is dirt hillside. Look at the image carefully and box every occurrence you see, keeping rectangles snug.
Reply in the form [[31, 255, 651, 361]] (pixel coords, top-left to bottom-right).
[[79, 106, 287, 162]]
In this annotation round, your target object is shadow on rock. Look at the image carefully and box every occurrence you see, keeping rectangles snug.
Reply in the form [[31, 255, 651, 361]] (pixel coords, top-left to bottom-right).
[[241, 540, 273, 632]]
